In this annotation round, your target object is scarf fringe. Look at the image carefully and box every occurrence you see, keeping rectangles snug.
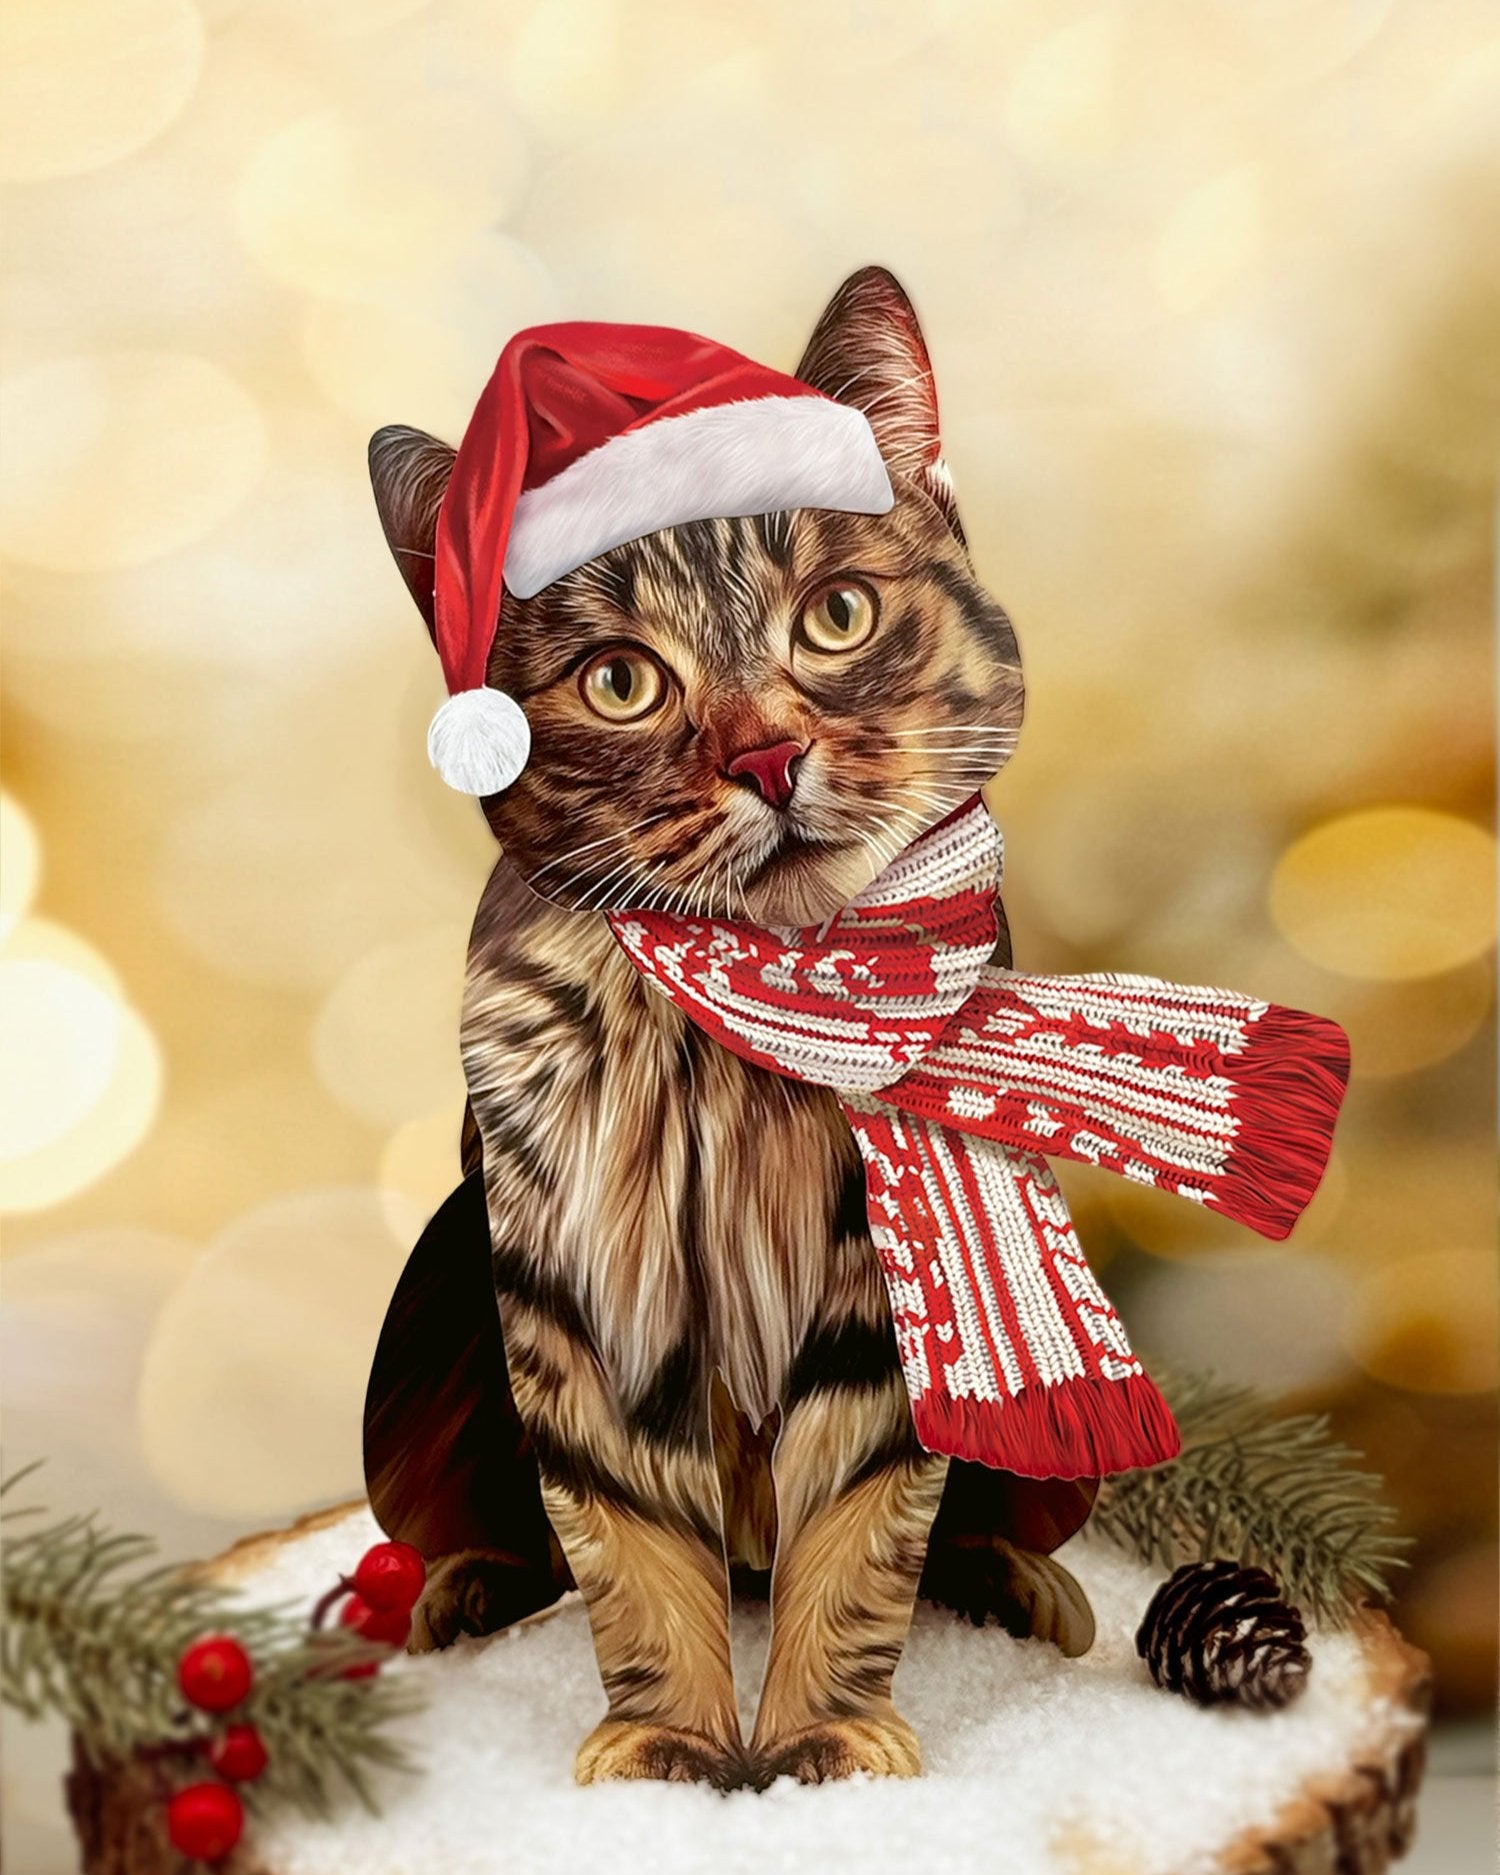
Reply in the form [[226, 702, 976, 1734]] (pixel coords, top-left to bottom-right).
[[911, 1371, 1182, 1480], [1211, 1006, 1351, 1241]]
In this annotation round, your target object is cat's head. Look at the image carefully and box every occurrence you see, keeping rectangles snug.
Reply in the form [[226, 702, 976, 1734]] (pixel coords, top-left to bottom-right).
[[370, 268, 1022, 927]]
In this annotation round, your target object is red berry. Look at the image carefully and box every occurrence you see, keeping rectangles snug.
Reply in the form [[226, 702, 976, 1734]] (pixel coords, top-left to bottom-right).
[[337, 1592, 411, 1676], [339, 1593, 412, 1646], [166, 1782, 244, 1862], [208, 1722, 268, 1783], [352, 1540, 426, 1614], [178, 1636, 253, 1713]]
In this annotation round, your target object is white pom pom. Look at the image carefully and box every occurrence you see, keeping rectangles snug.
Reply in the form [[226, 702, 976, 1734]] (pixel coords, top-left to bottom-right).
[[427, 688, 531, 795]]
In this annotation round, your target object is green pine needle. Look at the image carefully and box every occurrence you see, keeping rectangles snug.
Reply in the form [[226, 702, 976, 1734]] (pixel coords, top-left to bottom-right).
[[1090, 1370, 1410, 1625], [2, 1470, 422, 1816]]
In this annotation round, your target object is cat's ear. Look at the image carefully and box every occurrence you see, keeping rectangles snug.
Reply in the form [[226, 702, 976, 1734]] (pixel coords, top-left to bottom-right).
[[368, 424, 457, 642], [796, 266, 965, 547]]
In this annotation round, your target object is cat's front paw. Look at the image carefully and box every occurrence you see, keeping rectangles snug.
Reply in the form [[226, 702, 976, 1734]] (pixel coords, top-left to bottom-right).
[[575, 1719, 747, 1790], [753, 1712, 923, 1786]]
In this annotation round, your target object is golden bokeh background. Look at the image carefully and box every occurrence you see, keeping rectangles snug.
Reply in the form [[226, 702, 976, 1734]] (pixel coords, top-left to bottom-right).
[[2, 0, 1496, 1854]]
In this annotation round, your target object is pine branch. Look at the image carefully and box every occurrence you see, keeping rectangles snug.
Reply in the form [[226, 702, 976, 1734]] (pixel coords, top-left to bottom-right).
[[1090, 1370, 1410, 1626], [2, 1476, 422, 1816]]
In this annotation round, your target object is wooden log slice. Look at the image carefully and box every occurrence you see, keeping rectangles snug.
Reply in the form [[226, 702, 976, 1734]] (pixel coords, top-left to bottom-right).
[[66, 1503, 1430, 1875]]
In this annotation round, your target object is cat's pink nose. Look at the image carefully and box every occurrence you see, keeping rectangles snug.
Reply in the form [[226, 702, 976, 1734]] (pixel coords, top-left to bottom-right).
[[723, 738, 808, 811]]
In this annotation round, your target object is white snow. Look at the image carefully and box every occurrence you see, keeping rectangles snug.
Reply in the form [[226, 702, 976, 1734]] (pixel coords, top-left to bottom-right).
[[238, 1507, 1414, 1875]]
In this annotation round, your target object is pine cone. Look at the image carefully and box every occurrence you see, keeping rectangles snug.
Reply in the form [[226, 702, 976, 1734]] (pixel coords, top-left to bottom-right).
[[1137, 1560, 1311, 1709]]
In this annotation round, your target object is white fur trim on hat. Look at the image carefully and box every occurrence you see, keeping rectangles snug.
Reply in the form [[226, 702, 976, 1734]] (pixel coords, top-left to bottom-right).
[[503, 395, 893, 599], [427, 687, 531, 795]]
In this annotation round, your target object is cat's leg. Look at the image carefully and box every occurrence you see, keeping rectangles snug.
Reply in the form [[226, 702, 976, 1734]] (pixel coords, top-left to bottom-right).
[[750, 1329, 947, 1786], [499, 1277, 744, 1789], [556, 1479, 742, 1791]]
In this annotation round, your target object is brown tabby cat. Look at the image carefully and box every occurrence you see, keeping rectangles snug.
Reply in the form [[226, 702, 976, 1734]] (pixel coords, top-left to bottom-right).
[[363, 268, 1096, 1792]]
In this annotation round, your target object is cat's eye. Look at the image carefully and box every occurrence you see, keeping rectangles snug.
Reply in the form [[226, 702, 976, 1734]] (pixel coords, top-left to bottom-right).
[[579, 648, 667, 723], [797, 580, 878, 655]]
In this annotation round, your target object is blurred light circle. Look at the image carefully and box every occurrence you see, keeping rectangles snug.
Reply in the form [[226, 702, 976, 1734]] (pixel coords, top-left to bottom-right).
[[0, 921, 162, 1213], [1103, 1178, 1243, 1260], [0, 795, 41, 941], [1014, 773, 1275, 952], [1004, 13, 1118, 170], [138, 1188, 422, 1515], [0, 351, 266, 571], [272, 0, 433, 30], [237, 103, 524, 297], [378, 1108, 463, 1238], [0, 962, 121, 1159], [1271, 807, 1496, 979], [1131, 1250, 1353, 1393], [0, 1227, 204, 1586], [507, 0, 625, 138], [1333, 1142, 1491, 1283], [1402, 1544, 1500, 1713], [156, 667, 492, 991], [237, 111, 397, 293], [302, 297, 479, 439], [1154, 167, 1264, 315], [1345, 1249, 1498, 1395], [1, 130, 279, 358], [2, 1229, 197, 1453], [0, 0, 204, 182], [313, 927, 469, 1129], [795, 101, 1021, 285], [300, 235, 555, 438], [0, 407, 415, 708], [515, 99, 816, 332], [137, 1071, 380, 1243], [1234, 0, 1393, 88], [2, 915, 122, 991], [1335, 959, 1493, 1078], [1, 631, 263, 758]]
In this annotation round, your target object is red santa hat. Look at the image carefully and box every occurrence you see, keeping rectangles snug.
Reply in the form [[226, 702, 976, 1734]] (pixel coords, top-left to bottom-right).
[[428, 322, 894, 794]]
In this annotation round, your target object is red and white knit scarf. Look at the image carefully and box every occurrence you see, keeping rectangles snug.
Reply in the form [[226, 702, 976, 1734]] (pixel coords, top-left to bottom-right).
[[607, 797, 1349, 1481]]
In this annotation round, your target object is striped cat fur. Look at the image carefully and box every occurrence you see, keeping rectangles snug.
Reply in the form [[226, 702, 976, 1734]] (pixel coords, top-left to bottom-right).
[[364, 268, 1098, 1790]]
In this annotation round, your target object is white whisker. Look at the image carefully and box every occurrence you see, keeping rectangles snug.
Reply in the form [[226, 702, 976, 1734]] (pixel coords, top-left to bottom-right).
[[576, 848, 654, 912], [526, 812, 668, 885], [884, 727, 1015, 741]]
